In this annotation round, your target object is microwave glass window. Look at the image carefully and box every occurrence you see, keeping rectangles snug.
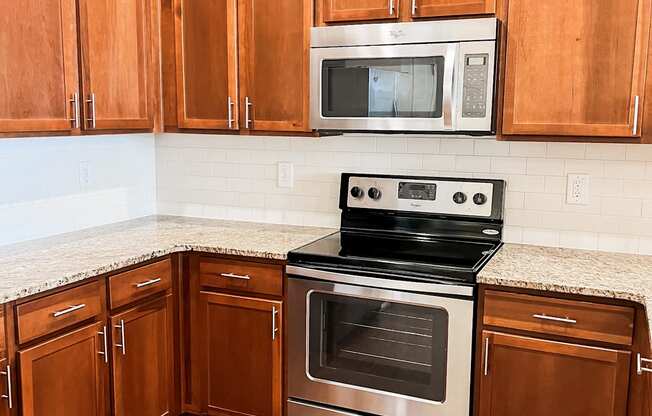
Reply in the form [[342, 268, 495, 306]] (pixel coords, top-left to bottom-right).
[[308, 292, 448, 402], [321, 57, 445, 119]]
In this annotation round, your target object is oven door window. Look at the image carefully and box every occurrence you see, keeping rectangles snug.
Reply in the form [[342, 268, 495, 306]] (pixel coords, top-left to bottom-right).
[[308, 292, 448, 402], [321, 57, 445, 119]]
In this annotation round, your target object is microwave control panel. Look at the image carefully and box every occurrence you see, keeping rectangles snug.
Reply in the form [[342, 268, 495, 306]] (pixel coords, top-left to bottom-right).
[[461, 54, 489, 119]]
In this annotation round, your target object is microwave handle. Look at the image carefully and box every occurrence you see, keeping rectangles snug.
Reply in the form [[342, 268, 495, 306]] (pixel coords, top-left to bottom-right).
[[442, 44, 458, 131]]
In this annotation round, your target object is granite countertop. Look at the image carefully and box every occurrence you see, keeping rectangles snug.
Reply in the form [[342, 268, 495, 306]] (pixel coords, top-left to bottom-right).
[[0, 215, 335, 304], [479, 243, 652, 336]]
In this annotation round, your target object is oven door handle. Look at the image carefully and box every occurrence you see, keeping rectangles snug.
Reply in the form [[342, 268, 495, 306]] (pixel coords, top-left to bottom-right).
[[285, 265, 474, 297], [442, 43, 458, 131]]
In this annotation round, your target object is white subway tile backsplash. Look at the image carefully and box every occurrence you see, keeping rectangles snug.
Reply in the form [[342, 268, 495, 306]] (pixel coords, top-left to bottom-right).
[[626, 145, 652, 161], [440, 138, 474, 155], [474, 140, 510, 156], [524, 193, 563, 211], [601, 197, 642, 217], [391, 154, 423, 170], [547, 143, 586, 159], [526, 158, 564, 176], [564, 159, 604, 177], [598, 234, 640, 254], [455, 156, 491, 173], [522, 228, 560, 246], [585, 144, 628, 161], [510, 142, 547, 157], [604, 161, 647, 179], [490, 157, 527, 174]]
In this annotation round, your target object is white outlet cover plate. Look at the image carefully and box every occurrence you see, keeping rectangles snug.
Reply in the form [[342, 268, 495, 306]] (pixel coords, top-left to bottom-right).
[[277, 162, 294, 188], [566, 174, 590, 205]]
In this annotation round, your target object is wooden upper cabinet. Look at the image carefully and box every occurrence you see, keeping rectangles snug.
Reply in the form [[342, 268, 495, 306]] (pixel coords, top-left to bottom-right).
[[411, 0, 495, 18], [111, 296, 173, 416], [0, 0, 80, 134], [478, 331, 631, 416], [77, 0, 155, 131], [18, 322, 108, 416], [501, 0, 651, 137], [174, 0, 239, 130], [202, 292, 282, 416], [238, 0, 311, 132], [322, 0, 399, 23]]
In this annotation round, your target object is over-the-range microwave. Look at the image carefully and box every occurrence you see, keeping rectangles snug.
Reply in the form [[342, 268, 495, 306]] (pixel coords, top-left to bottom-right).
[[310, 18, 499, 135]]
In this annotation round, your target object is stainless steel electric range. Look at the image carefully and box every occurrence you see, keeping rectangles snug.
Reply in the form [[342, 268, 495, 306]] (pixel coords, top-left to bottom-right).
[[286, 173, 505, 416]]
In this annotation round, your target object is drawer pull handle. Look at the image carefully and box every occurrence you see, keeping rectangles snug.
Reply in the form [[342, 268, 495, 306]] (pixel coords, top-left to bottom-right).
[[532, 313, 577, 324], [98, 326, 108, 364], [483, 337, 490, 376], [53, 303, 86, 318], [220, 273, 251, 281], [0, 365, 12, 409], [135, 278, 162, 288], [637, 354, 652, 375], [115, 319, 127, 356], [272, 306, 279, 340]]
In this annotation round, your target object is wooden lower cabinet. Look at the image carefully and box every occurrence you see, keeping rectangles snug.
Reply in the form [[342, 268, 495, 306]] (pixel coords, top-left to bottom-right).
[[110, 295, 173, 416], [478, 331, 631, 416], [0, 359, 9, 416], [18, 322, 108, 416], [201, 291, 282, 416]]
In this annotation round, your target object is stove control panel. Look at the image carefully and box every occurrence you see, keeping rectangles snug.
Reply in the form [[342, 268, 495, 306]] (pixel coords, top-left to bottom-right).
[[346, 176, 495, 217]]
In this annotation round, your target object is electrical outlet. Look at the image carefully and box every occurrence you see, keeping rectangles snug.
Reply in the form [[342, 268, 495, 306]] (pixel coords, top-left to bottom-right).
[[566, 174, 590, 205], [278, 162, 294, 188], [79, 161, 90, 191]]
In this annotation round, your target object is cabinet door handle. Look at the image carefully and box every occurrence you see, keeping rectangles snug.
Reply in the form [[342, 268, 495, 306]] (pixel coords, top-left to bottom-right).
[[220, 273, 251, 281], [0, 365, 12, 409], [483, 337, 490, 376], [532, 313, 577, 324], [389, 0, 394, 15], [53, 303, 86, 318], [115, 319, 126, 355], [272, 306, 279, 340], [633, 95, 640, 135], [86, 93, 97, 129], [98, 326, 109, 364], [245, 96, 253, 129], [637, 353, 652, 375], [69, 93, 80, 129], [412, 0, 417, 15], [135, 278, 162, 288], [228, 96, 235, 129]]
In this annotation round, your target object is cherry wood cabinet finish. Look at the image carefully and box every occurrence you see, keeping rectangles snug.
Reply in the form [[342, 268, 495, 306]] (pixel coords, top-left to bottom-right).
[[411, 0, 494, 17], [0, 0, 80, 134], [199, 258, 283, 297], [483, 290, 635, 345], [201, 291, 282, 416], [478, 331, 631, 416], [501, 0, 652, 138], [109, 259, 172, 309], [321, 0, 399, 22], [16, 281, 102, 345], [237, 0, 311, 132], [18, 322, 108, 416], [173, 0, 239, 130], [77, 0, 155, 131], [110, 295, 173, 416], [0, 309, 5, 362]]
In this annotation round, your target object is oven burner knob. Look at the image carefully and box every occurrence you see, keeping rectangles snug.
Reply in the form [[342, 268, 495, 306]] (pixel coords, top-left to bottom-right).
[[473, 192, 488, 205], [350, 186, 364, 199], [453, 192, 467, 204], [368, 187, 382, 200]]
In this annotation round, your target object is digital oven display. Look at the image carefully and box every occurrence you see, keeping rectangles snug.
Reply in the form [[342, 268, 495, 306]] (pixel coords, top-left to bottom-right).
[[398, 182, 437, 201]]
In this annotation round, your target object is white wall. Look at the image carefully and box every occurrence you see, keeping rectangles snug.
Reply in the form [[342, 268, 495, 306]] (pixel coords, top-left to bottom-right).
[[0, 134, 156, 246], [157, 133, 652, 255]]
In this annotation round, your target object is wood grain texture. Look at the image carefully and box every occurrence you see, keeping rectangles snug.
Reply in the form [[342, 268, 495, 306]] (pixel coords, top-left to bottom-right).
[[238, 0, 312, 132], [174, 0, 239, 130], [201, 291, 282, 416], [16, 281, 102, 345], [110, 295, 173, 416], [18, 322, 108, 416], [0, 0, 80, 134], [322, 0, 399, 22], [483, 290, 635, 345], [199, 258, 283, 297], [109, 258, 172, 309], [502, 0, 652, 138], [478, 331, 631, 416], [626, 305, 652, 416], [77, 0, 154, 130], [412, 0, 495, 18]]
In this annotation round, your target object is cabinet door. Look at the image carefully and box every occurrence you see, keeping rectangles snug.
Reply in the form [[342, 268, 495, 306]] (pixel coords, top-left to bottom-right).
[[502, 0, 651, 137], [77, 0, 154, 131], [238, 0, 311, 132], [18, 322, 108, 416], [0, 359, 8, 416], [0, 0, 80, 134], [411, 0, 494, 18], [478, 331, 630, 416], [174, 0, 239, 130], [322, 0, 398, 22], [202, 292, 282, 416], [111, 295, 172, 416]]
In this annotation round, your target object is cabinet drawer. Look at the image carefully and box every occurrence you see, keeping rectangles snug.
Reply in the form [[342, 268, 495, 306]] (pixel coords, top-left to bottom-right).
[[483, 290, 635, 345], [16, 281, 102, 344], [109, 259, 172, 309], [200, 258, 283, 296]]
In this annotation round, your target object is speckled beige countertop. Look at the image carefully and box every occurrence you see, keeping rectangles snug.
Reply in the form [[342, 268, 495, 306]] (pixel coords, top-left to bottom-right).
[[479, 243, 652, 336], [0, 215, 335, 304]]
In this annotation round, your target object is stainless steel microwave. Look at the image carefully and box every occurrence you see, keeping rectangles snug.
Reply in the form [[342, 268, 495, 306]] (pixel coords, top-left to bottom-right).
[[310, 18, 498, 134]]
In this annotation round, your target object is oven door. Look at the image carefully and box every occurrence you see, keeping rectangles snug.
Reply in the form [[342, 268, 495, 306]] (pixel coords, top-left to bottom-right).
[[310, 43, 458, 132], [287, 271, 474, 416]]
